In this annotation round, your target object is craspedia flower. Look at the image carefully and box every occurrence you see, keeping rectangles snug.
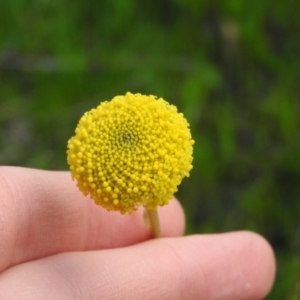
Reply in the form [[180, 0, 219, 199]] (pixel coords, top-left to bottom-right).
[[67, 92, 194, 215]]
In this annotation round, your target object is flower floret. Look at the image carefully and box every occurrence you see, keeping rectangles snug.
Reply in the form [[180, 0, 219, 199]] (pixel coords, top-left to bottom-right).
[[67, 92, 193, 214]]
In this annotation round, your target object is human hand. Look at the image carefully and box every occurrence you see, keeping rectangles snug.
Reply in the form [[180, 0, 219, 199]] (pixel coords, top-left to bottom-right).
[[0, 167, 275, 299]]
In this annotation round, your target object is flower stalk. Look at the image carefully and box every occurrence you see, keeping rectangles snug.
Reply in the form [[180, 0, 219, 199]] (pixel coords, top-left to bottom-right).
[[144, 208, 161, 238]]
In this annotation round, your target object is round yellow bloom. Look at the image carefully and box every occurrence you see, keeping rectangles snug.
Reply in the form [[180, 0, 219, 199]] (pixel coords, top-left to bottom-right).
[[67, 92, 194, 214]]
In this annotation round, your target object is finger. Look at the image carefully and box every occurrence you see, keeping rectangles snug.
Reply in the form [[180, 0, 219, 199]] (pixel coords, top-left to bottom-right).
[[0, 167, 185, 272], [0, 231, 275, 300]]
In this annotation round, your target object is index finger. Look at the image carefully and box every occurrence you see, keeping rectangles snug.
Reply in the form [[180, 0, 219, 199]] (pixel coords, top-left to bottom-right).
[[0, 167, 185, 272]]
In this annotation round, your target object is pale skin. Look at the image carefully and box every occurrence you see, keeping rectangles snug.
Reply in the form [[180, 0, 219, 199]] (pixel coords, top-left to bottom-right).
[[0, 167, 276, 300]]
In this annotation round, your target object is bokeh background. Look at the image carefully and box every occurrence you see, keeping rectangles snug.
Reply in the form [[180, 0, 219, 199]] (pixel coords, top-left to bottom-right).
[[1, 1, 299, 298]]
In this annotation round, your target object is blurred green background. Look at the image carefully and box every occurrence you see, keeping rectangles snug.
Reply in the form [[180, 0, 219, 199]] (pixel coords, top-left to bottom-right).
[[0, 0, 299, 298]]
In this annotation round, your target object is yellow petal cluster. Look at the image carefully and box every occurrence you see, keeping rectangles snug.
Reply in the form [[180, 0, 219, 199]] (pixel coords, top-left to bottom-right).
[[67, 92, 194, 214]]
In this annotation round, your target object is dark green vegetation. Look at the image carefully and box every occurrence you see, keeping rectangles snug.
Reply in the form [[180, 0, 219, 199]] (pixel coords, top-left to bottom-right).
[[0, 1, 299, 298]]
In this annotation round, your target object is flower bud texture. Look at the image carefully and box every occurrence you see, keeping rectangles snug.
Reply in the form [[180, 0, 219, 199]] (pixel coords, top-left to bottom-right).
[[67, 92, 194, 214]]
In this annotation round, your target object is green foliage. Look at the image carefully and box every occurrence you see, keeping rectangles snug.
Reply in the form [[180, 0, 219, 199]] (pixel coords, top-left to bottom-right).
[[1, 1, 300, 298]]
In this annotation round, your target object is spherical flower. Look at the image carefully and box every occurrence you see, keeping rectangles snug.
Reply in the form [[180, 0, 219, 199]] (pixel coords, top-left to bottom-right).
[[67, 92, 194, 214]]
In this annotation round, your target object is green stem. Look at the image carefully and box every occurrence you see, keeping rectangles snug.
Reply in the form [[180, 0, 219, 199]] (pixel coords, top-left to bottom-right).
[[145, 208, 161, 238]]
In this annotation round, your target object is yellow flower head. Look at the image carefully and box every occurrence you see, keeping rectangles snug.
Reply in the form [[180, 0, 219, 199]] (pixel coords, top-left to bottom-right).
[[67, 92, 194, 214]]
